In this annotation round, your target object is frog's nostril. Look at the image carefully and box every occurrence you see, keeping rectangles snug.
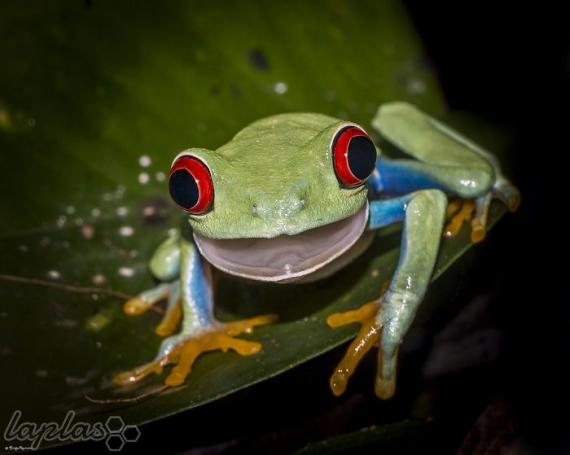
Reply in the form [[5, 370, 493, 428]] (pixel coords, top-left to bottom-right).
[[251, 197, 305, 220], [293, 196, 306, 213]]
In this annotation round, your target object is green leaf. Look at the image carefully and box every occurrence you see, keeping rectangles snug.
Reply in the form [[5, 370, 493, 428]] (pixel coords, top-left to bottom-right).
[[296, 419, 429, 454], [0, 0, 506, 446]]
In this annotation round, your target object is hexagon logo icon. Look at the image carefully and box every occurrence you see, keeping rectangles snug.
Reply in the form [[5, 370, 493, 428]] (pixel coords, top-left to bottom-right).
[[105, 433, 125, 452], [103, 415, 141, 451], [104, 416, 125, 434], [122, 425, 141, 443]]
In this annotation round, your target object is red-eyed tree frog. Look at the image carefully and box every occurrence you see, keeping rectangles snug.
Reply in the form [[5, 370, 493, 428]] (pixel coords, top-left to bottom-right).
[[114, 102, 519, 399]]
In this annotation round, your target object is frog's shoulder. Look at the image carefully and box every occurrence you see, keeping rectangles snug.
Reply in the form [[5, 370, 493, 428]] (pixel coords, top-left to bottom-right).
[[232, 112, 340, 142]]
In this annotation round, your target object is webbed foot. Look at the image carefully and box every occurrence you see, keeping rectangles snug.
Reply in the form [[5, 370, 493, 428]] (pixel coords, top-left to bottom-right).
[[326, 283, 399, 400], [113, 314, 277, 387], [444, 198, 479, 241], [444, 181, 520, 244], [327, 301, 382, 396]]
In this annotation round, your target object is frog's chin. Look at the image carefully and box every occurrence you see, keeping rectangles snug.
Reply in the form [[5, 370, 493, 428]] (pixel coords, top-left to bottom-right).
[[193, 202, 369, 283]]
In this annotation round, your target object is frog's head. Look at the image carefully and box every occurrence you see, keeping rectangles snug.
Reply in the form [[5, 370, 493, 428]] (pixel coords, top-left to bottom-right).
[[168, 113, 378, 282]]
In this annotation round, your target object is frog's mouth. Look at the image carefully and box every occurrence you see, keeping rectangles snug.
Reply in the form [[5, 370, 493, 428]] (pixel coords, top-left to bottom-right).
[[193, 202, 369, 282]]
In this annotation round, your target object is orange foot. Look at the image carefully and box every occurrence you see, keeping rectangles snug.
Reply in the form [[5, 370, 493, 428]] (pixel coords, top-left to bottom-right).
[[327, 300, 397, 400], [113, 314, 277, 387], [444, 199, 480, 242], [444, 191, 521, 244]]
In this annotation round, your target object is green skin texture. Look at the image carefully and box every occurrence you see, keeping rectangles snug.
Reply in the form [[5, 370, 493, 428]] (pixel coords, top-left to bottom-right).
[[183, 113, 367, 239], [126, 102, 517, 398]]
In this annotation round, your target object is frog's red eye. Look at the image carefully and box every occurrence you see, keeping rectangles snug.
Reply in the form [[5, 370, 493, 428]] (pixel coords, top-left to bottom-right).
[[169, 155, 214, 214], [332, 126, 377, 187]]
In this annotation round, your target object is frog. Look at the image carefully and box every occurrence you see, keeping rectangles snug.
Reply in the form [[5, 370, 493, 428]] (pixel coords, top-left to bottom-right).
[[113, 102, 519, 399]]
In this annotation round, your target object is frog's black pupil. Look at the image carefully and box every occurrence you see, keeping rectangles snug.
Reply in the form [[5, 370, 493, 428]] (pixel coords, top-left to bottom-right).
[[169, 169, 199, 209], [347, 136, 376, 180]]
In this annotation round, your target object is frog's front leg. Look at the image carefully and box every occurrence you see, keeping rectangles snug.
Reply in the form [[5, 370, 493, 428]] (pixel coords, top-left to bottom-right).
[[328, 190, 446, 399], [370, 102, 520, 242], [114, 233, 276, 387]]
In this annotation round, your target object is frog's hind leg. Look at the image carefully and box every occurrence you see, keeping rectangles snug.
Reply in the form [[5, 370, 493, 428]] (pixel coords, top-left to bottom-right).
[[371, 102, 520, 242], [114, 235, 277, 388]]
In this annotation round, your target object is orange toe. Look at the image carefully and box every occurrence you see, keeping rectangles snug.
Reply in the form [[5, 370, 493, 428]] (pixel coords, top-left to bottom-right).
[[114, 314, 277, 388], [327, 299, 382, 396], [443, 200, 475, 239]]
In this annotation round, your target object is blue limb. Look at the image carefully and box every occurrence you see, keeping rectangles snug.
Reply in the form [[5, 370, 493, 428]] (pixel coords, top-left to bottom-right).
[[374, 157, 495, 198], [177, 235, 215, 334], [367, 193, 412, 230]]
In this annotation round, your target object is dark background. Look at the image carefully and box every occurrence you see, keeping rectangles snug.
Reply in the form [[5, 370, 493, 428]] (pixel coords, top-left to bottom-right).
[[405, 2, 569, 454], [45, 2, 568, 454]]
